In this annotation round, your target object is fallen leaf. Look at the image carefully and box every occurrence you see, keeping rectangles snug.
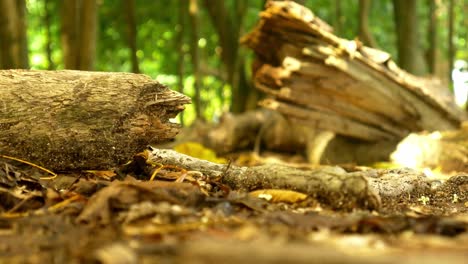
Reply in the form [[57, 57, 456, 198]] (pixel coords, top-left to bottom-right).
[[77, 178, 204, 224], [249, 189, 308, 203]]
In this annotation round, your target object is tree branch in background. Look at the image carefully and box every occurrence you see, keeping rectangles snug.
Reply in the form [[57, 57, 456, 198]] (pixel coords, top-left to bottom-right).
[[124, 0, 140, 73], [358, 0, 377, 48], [189, 0, 202, 119]]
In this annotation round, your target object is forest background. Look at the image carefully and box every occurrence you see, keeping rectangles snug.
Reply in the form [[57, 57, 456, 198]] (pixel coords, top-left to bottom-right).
[[1, 0, 467, 125]]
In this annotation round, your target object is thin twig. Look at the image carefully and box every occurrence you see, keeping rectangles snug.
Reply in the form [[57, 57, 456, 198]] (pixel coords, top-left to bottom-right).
[[0, 154, 57, 180]]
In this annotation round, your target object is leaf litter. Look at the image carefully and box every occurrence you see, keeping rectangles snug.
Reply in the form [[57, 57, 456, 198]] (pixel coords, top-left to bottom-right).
[[0, 151, 467, 263]]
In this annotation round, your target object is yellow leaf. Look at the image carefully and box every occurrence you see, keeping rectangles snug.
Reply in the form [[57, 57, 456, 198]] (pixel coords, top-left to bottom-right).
[[174, 142, 227, 164], [249, 189, 308, 203]]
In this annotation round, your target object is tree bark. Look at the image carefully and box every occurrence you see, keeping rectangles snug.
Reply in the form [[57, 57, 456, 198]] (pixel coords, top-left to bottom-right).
[[358, 0, 377, 48], [333, 0, 343, 36], [392, 0, 426, 75], [124, 0, 140, 73], [0, 0, 29, 69], [0, 70, 190, 170], [60, 0, 97, 70]]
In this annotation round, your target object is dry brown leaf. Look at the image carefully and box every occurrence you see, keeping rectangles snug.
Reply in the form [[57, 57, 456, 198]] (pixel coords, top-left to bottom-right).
[[77, 178, 204, 224]]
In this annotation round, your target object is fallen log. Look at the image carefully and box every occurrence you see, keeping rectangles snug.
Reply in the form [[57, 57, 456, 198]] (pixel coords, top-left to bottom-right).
[[0, 69, 190, 170], [242, 1, 466, 142]]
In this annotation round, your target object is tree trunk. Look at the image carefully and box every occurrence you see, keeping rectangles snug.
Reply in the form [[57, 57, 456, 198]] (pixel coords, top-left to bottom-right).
[[426, 0, 437, 74], [16, 0, 28, 68], [392, 0, 426, 75], [189, 0, 202, 118], [358, 0, 377, 48], [124, 0, 140, 73], [0, 70, 190, 170], [0, 0, 29, 69], [176, 0, 187, 126], [44, 0, 55, 70], [202, 0, 249, 113], [448, 0, 455, 83], [333, 0, 343, 36], [60, 0, 97, 70]]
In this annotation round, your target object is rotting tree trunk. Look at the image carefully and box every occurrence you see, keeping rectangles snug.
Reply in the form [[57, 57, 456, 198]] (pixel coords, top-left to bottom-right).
[[241, 1, 466, 143], [0, 70, 190, 170]]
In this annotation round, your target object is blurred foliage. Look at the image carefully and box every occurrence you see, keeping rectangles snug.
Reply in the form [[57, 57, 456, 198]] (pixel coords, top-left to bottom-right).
[[24, 0, 468, 124]]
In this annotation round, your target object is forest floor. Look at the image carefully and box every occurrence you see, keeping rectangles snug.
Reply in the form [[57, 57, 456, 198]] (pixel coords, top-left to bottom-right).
[[0, 150, 467, 264]]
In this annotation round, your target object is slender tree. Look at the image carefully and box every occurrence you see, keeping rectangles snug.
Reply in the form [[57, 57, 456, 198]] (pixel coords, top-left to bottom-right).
[[124, 0, 140, 73], [448, 0, 455, 83], [177, 0, 188, 125], [333, 0, 343, 35], [358, 0, 377, 48], [426, 0, 437, 74], [202, 0, 250, 113], [189, 0, 202, 118], [61, 0, 97, 70], [44, 0, 55, 70], [392, 0, 426, 75]]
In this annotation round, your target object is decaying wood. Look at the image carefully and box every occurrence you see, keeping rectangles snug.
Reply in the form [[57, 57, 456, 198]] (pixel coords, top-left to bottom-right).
[[391, 122, 468, 173], [242, 1, 466, 141], [201, 108, 311, 154], [145, 147, 438, 210], [196, 109, 397, 165], [0, 69, 190, 170]]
